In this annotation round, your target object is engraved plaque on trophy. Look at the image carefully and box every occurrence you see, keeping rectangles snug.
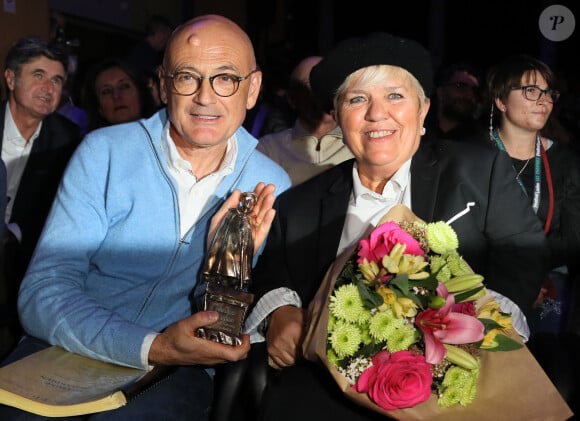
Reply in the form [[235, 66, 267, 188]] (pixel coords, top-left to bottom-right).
[[196, 192, 256, 346]]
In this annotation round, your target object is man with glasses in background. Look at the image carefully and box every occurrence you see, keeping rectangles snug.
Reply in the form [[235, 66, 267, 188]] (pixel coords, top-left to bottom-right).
[[0, 15, 290, 420], [426, 62, 487, 144]]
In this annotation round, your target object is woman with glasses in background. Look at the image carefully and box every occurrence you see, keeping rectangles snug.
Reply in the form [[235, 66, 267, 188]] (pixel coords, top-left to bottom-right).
[[486, 54, 580, 410]]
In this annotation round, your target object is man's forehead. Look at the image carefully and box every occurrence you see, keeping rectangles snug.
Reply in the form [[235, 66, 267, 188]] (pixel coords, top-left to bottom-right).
[[168, 37, 249, 70], [21, 56, 65, 73]]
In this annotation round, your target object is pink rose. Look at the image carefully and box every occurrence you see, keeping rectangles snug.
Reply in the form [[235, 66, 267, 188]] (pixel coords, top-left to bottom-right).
[[354, 350, 432, 411], [357, 221, 425, 264]]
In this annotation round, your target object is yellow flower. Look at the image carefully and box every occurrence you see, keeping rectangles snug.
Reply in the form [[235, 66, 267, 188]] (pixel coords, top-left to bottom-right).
[[392, 297, 418, 318], [478, 301, 512, 329], [480, 330, 500, 349], [400, 254, 429, 279], [477, 301, 498, 318], [497, 314, 513, 329], [376, 286, 396, 306], [359, 258, 380, 282], [381, 243, 406, 273]]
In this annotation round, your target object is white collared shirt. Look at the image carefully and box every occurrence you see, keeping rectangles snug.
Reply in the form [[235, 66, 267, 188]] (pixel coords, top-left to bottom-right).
[[337, 159, 412, 256], [160, 122, 236, 237], [2, 105, 42, 224]]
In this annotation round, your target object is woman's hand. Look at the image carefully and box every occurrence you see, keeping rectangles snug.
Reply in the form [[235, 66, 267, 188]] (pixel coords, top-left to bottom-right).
[[265, 305, 306, 369]]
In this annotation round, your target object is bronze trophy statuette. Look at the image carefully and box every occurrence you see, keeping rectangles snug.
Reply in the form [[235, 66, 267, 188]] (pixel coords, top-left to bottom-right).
[[196, 192, 256, 346]]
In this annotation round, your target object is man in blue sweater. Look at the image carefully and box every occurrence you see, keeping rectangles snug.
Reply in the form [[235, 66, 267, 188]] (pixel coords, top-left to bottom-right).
[[0, 14, 290, 420]]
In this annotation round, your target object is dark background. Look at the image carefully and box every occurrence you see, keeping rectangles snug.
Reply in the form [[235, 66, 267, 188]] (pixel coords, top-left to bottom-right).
[[54, 1, 579, 74], [48, 0, 579, 120], [284, 0, 577, 79]]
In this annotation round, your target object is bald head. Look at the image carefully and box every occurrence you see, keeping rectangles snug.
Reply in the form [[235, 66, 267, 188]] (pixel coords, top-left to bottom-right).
[[158, 14, 262, 154], [164, 14, 256, 70]]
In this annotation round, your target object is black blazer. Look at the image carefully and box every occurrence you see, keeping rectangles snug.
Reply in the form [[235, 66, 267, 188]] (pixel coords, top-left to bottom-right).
[[0, 101, 81, 276], [0, 159, 5, 237], [251, 138, 549, 319]]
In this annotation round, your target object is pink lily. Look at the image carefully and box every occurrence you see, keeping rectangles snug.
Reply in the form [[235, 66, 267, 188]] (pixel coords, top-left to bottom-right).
[[415, 284, 484, 364]]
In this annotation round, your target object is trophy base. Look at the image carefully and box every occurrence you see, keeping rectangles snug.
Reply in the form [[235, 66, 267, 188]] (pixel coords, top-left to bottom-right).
[[197, 282, 254, 346]]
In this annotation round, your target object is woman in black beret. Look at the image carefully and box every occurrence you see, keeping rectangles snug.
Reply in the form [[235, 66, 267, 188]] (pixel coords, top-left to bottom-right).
[[245, 32, 549, 421]]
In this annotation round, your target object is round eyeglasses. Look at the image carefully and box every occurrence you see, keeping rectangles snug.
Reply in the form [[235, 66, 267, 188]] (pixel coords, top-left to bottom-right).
[[163, 69, 258, 97], [512, 85, 560, 103]]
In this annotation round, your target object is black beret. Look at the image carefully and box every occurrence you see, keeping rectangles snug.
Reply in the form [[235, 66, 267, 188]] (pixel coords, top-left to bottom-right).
[[310, 32, 434, 112]]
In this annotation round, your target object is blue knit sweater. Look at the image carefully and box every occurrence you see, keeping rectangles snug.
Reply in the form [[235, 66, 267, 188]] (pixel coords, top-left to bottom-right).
[[18, 109, 291, 368]]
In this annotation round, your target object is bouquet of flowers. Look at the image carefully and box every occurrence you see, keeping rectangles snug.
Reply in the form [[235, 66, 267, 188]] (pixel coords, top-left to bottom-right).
[[326, 207, 521, 410], [302, 205, 573, 420]]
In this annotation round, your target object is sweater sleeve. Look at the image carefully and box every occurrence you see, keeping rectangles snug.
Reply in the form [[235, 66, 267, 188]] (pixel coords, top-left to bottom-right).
[[18, 134, 154, 369]]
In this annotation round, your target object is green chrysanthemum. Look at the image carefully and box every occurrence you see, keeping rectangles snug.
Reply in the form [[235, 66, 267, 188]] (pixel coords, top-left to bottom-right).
[[442, 365, 470, 386], [462, 369, 479, 405], [430, 254, 446, 272], [438, 384, 463, 407], [455, 367, 479, 405], [385, 323, 417, 353], [430, 255, 451, 282], [329, 320, 362, 358], [328, 312, 337, 334], [359, 322, 373, 345], [329, 283, 368, 324], [327, 347, 340, 368], [426, 221, 459, 255], [445, 251, 472, 276], [439, 366, 479, 406], [368, 309, 398, 342]]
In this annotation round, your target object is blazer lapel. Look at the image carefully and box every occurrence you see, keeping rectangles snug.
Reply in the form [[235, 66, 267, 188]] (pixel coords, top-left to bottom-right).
[[312, 146, 440, 270], [410, 140, 440, 222], [317, 161, 353, 269]]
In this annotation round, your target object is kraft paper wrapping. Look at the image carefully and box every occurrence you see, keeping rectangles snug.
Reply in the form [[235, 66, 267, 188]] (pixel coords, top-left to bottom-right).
[[302, 205, 573, 421]]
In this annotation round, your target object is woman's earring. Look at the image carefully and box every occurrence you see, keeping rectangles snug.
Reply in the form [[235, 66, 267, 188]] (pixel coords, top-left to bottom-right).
[[420, 127, 426, 135]]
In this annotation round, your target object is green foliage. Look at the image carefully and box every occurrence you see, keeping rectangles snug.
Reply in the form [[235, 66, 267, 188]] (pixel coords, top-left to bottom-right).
[[356, 280, 384, 309], [454, 285, 485, 303]]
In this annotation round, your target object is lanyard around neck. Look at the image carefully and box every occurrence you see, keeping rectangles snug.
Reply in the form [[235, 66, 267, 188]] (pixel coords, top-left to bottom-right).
[[491, 129, 553, 233], [492, 129, 541, 213]]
